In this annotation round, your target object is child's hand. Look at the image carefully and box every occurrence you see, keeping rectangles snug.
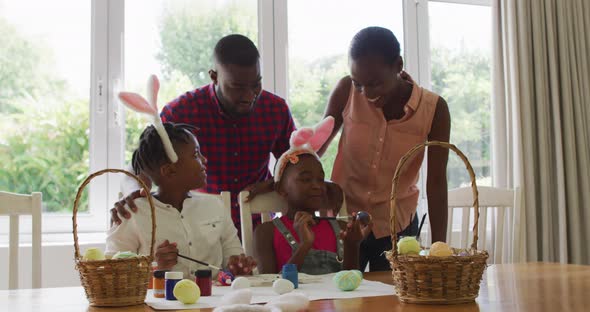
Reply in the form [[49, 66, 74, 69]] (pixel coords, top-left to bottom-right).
[[340, 212, 364, 246], [227, 254, 257, 276], [155, 239, 178, 270], [293, 211, 316, 246]]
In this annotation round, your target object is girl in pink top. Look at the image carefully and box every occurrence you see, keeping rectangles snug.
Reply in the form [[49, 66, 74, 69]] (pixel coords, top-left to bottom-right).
[[320, 27, 451, 272], [253, 117, 366, 274]]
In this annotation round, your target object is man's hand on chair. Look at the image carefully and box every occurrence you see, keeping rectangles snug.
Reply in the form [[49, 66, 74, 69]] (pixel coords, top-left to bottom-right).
[[243, 180, 275, 202]]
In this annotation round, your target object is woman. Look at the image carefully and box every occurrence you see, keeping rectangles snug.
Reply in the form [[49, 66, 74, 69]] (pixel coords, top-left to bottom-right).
[[319, 26, 451, 272]]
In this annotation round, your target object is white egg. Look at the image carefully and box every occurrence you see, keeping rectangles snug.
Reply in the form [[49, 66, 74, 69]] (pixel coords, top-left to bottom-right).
[[272, 278, 294, 295], [231, 276, 251, 290]]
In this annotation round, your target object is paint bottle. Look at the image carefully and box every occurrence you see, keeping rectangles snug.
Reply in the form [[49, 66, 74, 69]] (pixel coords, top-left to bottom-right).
[[153, 270, 167, 298], [281, 264, 298, 289], [164, 271, 183, 300], [195, 270, 212, 296]]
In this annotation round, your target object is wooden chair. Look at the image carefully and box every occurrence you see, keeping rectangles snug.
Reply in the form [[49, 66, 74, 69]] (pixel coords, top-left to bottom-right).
[[0, 191, 42, 289], [238, 190, 347, 257], [446, 186, 520, 263]]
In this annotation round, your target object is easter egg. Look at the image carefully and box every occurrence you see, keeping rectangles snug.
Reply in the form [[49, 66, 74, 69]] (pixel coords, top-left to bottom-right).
[[112, 251, 138, 259], [83, 247, 105, 261], [351, 270, 363, 280], [419, 249, 430, 256], [397, 237, 420, 255], [272, 278, 295, 295], [430, 242, 453, 257], [173, 279, 200, 304], [231, 276, 251, 290], [217, 270, 235, 286], [332, 270, 362, 291], [356, 211, 372, 226]]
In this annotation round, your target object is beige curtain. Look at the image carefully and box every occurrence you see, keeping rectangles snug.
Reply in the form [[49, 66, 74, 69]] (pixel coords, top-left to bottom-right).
[[492, 0, 590, 264]]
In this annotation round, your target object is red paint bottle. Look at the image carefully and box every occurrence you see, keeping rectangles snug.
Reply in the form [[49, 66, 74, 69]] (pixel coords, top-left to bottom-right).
[[195, 270, 212, 296]]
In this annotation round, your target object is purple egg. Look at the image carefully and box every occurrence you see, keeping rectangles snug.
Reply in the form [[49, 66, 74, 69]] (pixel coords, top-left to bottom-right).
[[356, 211, 372, 226]]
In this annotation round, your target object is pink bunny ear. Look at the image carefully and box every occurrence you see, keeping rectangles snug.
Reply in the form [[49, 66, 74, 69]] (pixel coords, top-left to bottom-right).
[[118, 92, 158, 115], [309, 116, 335, 151], [290, 128, 314, 147], [147, 75, 160, 111]]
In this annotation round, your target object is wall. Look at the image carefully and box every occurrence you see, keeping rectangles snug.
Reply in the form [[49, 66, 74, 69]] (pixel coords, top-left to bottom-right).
[[0, 242, 105, 290]]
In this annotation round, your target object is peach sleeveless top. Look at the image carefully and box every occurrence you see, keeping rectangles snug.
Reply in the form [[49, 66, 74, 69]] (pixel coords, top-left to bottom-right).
[[332, 81, 438, 238]]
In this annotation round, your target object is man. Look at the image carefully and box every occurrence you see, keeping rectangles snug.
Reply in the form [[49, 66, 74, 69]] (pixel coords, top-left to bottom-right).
[[111, 34, 295, 233]]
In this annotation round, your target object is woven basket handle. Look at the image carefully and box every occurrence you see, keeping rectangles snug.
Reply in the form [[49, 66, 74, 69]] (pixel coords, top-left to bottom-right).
[[72, 169, 156, 260], [390, 141, 479, 256]]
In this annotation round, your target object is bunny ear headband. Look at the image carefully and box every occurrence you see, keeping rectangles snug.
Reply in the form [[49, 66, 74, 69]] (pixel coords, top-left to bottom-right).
[[273, 116, 335, 183], [118, 75, 178, 163]]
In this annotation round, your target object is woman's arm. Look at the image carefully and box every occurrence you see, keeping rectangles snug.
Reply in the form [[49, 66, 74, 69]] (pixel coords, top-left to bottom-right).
[[427, 97, 451, 242], [318, 76, 352, 157]]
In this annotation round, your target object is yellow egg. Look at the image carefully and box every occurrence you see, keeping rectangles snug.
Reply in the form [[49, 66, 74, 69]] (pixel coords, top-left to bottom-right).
[[430, 242, 453, 257], [397, 237, 421, 255], [173, 279, 201, 304], [83, 248, 105, 261]]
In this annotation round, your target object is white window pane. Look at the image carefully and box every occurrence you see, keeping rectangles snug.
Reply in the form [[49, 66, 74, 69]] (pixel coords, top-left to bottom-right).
[[429, 2, 492, 189], [288, 0, 404, 177], [0, 0, 91, 213], [124, 0, 258, 164]]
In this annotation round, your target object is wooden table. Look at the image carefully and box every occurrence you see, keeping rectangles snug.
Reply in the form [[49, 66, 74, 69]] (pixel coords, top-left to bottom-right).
[[2, 263, 589, 311]]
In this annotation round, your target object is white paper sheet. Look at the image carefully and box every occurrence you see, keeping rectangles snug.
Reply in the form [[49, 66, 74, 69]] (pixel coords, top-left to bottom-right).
[[145, 273, 395, 310]]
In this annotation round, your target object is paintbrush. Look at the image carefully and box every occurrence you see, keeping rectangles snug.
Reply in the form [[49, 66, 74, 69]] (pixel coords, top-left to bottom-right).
[[416, 213, 427, 241], [177, 253, 221, 271], [313, 211, 372, 226]]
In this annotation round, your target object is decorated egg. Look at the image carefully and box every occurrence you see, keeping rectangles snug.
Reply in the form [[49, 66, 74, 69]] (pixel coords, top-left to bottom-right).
[[231, 276, 251, 290], [419, 249, 430, 256], [173, 279, 200, 304], [397, 237, 420, 255], [272, 278, 295, 295], [83, 247, 105, 261], [216, 270, 235, 286], [356, 211, 372, 226], [112, 251, 138, 259], [332, 270, 362, 291], [430, 242, 453, 257]]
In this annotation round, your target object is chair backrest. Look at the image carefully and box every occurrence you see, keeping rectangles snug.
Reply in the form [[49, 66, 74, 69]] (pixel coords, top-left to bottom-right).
[[0, 191, 42, 289], [446, 186, 519, 264], [219, 191, 231, 214], [238, 190, 347, 257]]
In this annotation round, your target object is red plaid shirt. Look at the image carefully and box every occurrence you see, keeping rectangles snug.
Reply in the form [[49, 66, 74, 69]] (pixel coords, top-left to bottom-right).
[[161, 84, 295, 230]]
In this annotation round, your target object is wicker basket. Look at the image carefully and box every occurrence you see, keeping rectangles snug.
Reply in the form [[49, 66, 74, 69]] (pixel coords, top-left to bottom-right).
[[72, 169, 156, 307], [387, 141, 489, 304]]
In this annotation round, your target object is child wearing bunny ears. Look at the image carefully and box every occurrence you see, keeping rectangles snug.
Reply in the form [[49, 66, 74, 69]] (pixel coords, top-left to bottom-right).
[[253, 117, 366, 274], [106, 76, 256, 278]]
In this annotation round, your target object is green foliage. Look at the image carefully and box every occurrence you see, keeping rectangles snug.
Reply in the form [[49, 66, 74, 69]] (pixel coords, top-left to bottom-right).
[[430, 46, 491, 188], [156, 0, 257, 87], [0, 17, 66, 113], [0, 98, 90, 212]]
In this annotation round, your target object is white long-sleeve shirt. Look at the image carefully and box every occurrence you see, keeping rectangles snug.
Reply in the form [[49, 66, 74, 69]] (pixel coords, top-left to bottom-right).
[[106, 192, 243, 278]]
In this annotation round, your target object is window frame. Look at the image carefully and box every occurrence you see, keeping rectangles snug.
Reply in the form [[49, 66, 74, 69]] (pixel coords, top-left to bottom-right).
[[2, 0, 494, 244]]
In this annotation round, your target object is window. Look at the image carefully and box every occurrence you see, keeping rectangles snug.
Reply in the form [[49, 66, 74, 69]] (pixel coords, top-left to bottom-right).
[[0, 0, 106, 242], [286, 0, 404, 177], [1, 0, 493, 244], [124, 0, 258, 163], [428, 1, 492, 189]]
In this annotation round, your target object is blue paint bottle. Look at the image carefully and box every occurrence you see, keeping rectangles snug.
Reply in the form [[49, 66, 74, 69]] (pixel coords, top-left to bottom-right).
[[164, 271, 183, 300], [281, 264, 298, 289]]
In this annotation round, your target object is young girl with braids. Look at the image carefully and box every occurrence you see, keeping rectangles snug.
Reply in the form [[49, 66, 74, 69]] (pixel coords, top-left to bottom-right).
[[106, 76, 256, 278]]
